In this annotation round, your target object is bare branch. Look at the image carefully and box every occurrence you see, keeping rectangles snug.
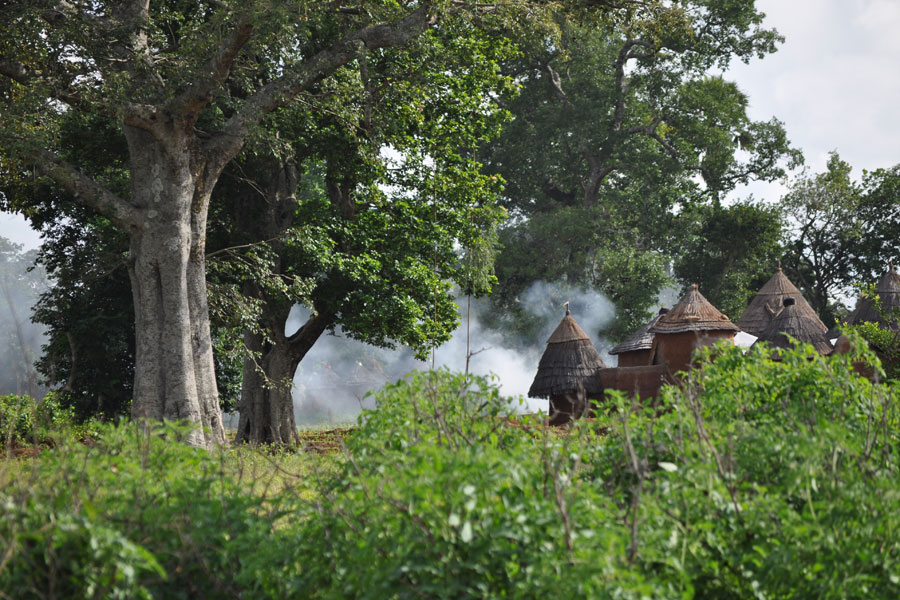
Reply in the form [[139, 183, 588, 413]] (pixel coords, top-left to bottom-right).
[[31, 148, 141, 229], [285, 310, 333, 360], [205, 234, 285, 260], [612, 39, 654, 131], [541, 62, 571, 107]]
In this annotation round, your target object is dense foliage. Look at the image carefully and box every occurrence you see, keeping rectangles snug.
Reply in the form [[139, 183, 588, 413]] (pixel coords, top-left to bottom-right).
[[674, 200, 784, 318], [781, 153, 900, 325], [4, 337, 900, 598], [481, 3, 802, 341]]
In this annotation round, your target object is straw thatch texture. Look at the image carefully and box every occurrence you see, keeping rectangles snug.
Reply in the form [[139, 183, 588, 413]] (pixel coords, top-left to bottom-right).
[[832, 263, 900, 335], [752, 298, 833, 355], [528, 340, 606, 398], [649, 284, 740, 334], [528, 308, 606, 399], [738, 267, 824, 336], [610, 308, 668, 355]]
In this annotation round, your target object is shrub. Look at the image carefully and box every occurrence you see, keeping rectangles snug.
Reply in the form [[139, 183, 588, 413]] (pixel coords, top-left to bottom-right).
[[252, 370, 664, 598], [588, 333, 900, 598], [0, 422, 286, 599], [0, 392, 87, 447], [3, 343, 900, 599]]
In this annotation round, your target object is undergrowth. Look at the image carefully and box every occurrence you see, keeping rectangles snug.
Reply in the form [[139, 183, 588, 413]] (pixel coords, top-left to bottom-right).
[[2, 332, 899, 598]]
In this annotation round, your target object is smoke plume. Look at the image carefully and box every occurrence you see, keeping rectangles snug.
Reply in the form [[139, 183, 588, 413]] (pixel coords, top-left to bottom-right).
[[271, 280, 619, 427]]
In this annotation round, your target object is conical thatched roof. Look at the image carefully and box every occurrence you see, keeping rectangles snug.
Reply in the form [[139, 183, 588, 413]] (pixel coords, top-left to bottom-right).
[[528, 306, 606, 399], [609, 308, 668, 355], [649, 284, 740, 334], [752, 297, 833, 355], [832, 261, 900, 335], [738, 265, 824, 336]]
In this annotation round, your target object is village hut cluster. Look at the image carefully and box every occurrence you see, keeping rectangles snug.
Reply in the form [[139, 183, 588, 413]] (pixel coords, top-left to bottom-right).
[[529, 261, 900, 424]]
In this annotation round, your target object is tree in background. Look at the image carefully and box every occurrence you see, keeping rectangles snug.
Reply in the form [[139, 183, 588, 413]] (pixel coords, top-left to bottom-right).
[[674, 200, 784, 319], [30, 214, 135, 420], [481, 2, 802, 341], [486, 205, 670, 342], [0, 237, 48, 399], [779, 153, 900, 326], [854, 164, 900, 277]]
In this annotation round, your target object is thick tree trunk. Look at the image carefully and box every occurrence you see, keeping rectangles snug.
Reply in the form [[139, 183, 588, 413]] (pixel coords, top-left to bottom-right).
[[235, 311, 330, 445], [234, 332, 299, 445], [125, 125, 225, 447]]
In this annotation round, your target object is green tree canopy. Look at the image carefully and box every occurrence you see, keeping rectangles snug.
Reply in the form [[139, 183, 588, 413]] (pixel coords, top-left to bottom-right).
[[674, 199, 784, 319], [480, 1, 802, 341], [0, 0, 574, 444]]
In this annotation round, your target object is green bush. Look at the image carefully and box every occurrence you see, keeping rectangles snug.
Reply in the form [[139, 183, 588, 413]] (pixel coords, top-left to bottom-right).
[[3, 341, 900, 599], [261, 343, 900, 598], [0, 422, 287, 599], [588, 333, 900, 598], [251, 370, 662, 598], [851, 321, 900, 380], [0, 392, 89, 446]]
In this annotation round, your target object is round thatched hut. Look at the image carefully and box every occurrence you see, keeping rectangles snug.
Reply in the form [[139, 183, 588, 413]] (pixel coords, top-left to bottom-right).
[[830, 261, 900, 336], [738, 264, 824, 336], [649, 284, 739, 374], [609, 308, 669, 367], [752, 297, 833, 355], [528, 305, 606, 425]]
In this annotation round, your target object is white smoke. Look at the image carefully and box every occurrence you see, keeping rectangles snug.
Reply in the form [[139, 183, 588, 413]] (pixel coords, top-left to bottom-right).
[[277, 280, 620, 427], [0, 237, 49, 399]]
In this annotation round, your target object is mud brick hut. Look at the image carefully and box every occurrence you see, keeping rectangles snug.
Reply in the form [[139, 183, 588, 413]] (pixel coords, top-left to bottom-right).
[[752, 297, 833, 355], [649, 284, 739, 374], [609, 308, 669, 367], [528, 306, 606, 425], [830, 260, 900, 337], [588, 363, 675, 408], [738, 264, 825, 336]]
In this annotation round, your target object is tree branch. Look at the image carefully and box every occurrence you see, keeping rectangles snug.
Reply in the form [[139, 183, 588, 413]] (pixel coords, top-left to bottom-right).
[[167, 17, 255, 117], [206, 3, 437, 165], [31, 149, 141, 229], [285, 310, 334, 360], [541, 62, 571, 107], [612, 39, 654, 131], [0, 55, 94, 113]]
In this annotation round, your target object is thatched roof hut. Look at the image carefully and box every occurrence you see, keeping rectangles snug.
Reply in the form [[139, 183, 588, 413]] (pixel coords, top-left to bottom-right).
[[609, 308, 668, 367], [752, 297, 833, 355], [831, 261, 900, 335], [649, 285, 740, 335], [738, 264, 824, 336], [649, 284, 739, 374], [528, 306, 606, 399]]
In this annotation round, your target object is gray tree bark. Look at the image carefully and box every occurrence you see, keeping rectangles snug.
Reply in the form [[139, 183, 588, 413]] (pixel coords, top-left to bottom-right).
[[235, 312, 330, 445], [228, 158, 338, 445], [124, 122, 225, 446]]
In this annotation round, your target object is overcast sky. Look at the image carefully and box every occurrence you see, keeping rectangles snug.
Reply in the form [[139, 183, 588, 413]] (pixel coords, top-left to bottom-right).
[[2, 0, 898, 250], [728, 0, 900, 202]]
